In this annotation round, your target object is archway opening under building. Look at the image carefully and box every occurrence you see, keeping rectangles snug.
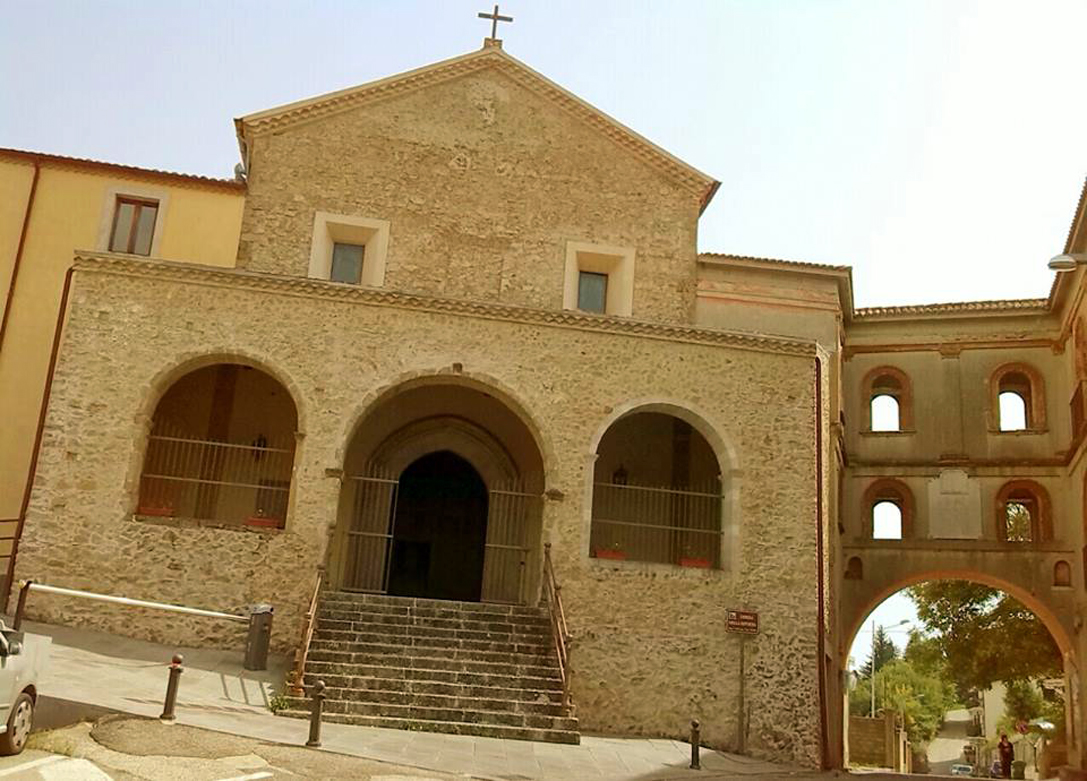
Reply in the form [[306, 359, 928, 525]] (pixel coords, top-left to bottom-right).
[[330, 378, 545, 605], [842, 577, 1073, 778]]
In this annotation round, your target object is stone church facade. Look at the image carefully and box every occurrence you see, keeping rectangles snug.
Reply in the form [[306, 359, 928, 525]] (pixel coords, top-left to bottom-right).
[[4, 41, 1087, 769]]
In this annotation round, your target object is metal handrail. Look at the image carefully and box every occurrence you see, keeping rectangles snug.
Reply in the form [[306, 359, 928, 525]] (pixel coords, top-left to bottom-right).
[[288, 567, 324, 696], [13, 580, 248, 630], [542, 543, 572, 714]]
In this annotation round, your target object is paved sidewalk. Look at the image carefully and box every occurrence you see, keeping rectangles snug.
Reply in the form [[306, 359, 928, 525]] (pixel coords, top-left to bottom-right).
[[26, 619, 805, 780]]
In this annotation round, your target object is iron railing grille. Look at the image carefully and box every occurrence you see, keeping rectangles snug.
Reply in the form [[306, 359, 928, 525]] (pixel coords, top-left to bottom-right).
[[590, 480, 723, 568], [137, 424, 295, 528]]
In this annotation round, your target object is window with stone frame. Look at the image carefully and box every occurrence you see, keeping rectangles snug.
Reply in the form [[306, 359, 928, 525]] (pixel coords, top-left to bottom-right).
[[862, 367, 913, 433], [991, 363, 1045, 432], [996, 481, 1052, 543], [863, 478, 914, 540], [109, 197, 159, 256]]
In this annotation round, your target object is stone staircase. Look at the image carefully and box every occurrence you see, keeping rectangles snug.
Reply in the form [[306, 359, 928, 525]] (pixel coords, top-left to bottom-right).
[[280, 591, 579, 744]]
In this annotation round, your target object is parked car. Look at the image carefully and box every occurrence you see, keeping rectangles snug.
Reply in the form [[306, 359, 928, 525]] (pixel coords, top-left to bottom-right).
[[0, 621, 50, 755], [950, 763, 975, 777]]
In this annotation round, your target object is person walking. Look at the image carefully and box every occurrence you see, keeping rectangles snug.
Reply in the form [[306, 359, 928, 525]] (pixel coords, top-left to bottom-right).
[[998, 733, 1015, 779]]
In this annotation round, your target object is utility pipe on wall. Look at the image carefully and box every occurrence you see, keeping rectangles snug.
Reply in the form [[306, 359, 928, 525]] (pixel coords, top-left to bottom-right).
[[0, 161, 40, 353]]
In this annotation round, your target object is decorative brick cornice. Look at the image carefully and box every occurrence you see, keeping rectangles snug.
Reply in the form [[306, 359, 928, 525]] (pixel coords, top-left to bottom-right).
[[236, 48, 717, 208], [71, 253, 816, 358], [854, 298, 1050, 320]]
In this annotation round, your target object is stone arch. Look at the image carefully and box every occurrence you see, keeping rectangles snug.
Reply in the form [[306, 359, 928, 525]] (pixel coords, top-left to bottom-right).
[[131, 352, 303, 528], [124, 349, 306, 522], [843, 568, 1074, 661], [861, 478, 915, 540], [337, 368, 554, 481], [586, 399, 740, 571], [368, 416, 519, 488], [860, 365, 914, 431]]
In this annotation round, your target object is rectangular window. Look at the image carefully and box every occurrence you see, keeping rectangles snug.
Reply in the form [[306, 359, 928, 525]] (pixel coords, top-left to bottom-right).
[[109, 197, 158, 255], [578, 271, 608, 313], [330, 242, 365, 284]]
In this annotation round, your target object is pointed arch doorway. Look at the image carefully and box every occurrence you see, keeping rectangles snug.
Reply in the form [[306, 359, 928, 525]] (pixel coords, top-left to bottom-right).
[[329, 380, 546, 605]]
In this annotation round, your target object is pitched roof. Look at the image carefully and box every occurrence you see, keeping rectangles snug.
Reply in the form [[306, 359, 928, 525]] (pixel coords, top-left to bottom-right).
[[234, 45, 719, 212], [1064, 175, 1087, 254], [0, 147, 244, 192], [698, 252, 850, 273]]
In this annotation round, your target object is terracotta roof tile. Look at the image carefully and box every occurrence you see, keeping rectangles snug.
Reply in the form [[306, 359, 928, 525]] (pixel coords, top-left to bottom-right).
[[854, 298, 1049, 319], [698, 252, 850, 273], [0, 147, 245, 191]]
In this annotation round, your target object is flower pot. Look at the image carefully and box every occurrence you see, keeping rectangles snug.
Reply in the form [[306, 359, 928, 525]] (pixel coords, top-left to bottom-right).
[[137, 504, 175, 517], [246, 515, 282, 529], [679, 556, 711, 568], [594, 548, 626, 561]]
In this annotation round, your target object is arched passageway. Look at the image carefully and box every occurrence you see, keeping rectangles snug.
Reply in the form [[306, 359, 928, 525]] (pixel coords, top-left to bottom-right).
[[841, 575, 1076, 776], [329, 379, 545, 604], [137, 362, 299, 528]]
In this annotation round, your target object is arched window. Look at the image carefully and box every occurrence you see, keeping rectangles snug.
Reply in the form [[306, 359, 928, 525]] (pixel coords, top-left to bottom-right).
[[991, 363, 1045, 432], [137, 363, 298, 529], [862, 367, 913, 433], [1054, 560, 1072, 588], [995, 481, 1052, 543], [862, 479, 914, 540], [591, 411, 723, 568], [845, 556, 863, 580]]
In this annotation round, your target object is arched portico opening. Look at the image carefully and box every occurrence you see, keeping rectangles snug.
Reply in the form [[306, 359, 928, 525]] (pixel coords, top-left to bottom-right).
[[840, 573, 1077, 775], [329, 378, 545, 605]]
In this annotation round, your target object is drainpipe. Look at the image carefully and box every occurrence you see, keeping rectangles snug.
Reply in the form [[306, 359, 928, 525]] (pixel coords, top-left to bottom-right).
[[0, 161, 41, 352], [2, 263, 75, 612], [815, 353, 830, 769]]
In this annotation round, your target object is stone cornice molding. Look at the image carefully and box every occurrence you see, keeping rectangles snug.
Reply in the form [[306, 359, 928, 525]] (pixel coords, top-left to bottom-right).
[[854, 298, 1050, 320], [72, 253, 816, 358], [234, 48, 718, 209]]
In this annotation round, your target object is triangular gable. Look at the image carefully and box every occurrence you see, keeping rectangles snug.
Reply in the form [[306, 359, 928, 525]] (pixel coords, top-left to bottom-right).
[[235, 45, 719, 212]]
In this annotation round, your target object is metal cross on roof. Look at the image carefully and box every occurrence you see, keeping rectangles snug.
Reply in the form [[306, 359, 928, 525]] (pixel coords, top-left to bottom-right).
[[478, 4, 513, 40]]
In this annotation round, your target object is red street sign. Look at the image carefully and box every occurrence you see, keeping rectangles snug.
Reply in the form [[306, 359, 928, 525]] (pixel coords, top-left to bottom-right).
[[727, 609, 759, 635], [1016, 721, 1029, 735]]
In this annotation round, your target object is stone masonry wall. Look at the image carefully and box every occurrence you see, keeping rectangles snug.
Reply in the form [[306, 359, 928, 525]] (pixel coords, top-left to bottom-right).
[[238, 63, 701, 324], [19, 258, 822, 766]]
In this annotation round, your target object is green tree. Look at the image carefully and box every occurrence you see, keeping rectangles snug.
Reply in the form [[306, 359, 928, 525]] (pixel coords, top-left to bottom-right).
[[859, 625, 899, 678], [907, 582, 1061, 697], [1003, 679, 1044, 723], [849, 659, 955, 745]]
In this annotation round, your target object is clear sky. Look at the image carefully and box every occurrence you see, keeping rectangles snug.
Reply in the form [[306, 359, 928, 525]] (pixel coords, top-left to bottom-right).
[[2, 0, 1085, 307]]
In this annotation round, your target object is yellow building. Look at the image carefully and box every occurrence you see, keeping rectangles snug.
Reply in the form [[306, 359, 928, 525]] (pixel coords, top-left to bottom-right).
[[0, 148, 245, 589]]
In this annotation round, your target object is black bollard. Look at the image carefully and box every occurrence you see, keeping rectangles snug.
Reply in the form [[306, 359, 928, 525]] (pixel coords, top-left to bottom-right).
[[690, 719, 701, 770], [160, 654, 183, 722], [306, 679, 326, 747]]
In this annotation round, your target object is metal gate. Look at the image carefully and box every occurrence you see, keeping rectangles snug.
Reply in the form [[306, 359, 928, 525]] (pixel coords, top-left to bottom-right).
[[339, 471, 539, 604]]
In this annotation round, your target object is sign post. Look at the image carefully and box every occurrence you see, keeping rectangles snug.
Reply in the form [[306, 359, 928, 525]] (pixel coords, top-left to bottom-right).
[[727, 610, 759, 753]]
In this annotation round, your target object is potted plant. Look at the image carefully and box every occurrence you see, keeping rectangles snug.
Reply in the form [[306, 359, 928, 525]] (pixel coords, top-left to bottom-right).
[[245, 508, 282, 529], [136, 499, 175, 517], [593, 542, 626, 561], [679, 547, 711, 568]]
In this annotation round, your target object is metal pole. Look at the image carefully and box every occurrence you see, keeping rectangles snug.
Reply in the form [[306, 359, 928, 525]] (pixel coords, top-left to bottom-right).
[[12, 580, 32, 631], [870, 620, 877, 717], [160, 654, 183, 722], [307, 679, 326, 747], [690, 719, 701, 770]]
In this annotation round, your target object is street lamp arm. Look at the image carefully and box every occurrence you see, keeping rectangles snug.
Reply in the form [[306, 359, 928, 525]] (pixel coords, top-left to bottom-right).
[[1048, 253, 1087, 271]]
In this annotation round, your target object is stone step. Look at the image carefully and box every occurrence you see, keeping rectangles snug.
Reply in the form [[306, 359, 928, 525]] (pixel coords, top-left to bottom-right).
[[322, 592, 548, 619], [299, 671, 563, 703], [309, 637, 553, 661], [283, 697, 578, 731], [307, 648, 558, 678], [287, 686, 566, 716], [279, 709, 580, 745], [304, 663, 563, 691], [317, 610, 550, 636], [313, 624, 551, 646]]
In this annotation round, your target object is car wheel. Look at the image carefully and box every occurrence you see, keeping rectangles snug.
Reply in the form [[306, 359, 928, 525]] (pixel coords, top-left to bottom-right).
[[0, 693, 33, 755]]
